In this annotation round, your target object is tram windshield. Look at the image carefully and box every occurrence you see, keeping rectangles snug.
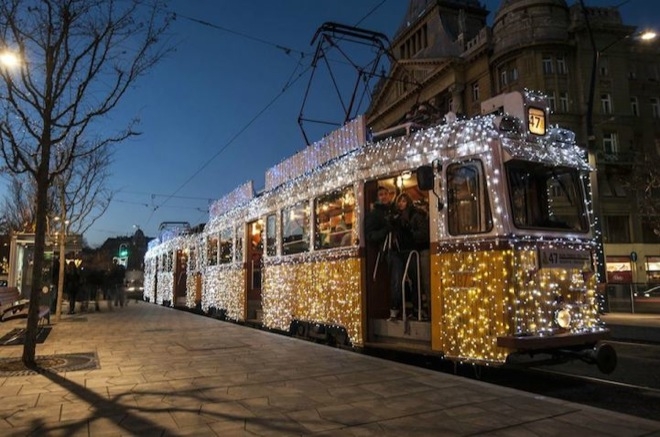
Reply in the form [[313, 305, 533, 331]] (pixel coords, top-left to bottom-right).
[[507, 162, 589, 232]]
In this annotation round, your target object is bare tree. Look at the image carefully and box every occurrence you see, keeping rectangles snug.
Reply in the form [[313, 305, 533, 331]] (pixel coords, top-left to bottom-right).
[[627, 152, 660, 236], [53, 143, 114, 321], [1, 175, 40, 232], [0, 0, 173, 367]]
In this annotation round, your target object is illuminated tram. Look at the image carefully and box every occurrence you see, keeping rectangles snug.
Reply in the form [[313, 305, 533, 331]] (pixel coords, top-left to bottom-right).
[[144, 91, 616, 373]]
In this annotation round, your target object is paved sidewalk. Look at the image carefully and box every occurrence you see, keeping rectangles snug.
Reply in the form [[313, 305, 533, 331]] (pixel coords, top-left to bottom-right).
[[0, 303, 658, 436]]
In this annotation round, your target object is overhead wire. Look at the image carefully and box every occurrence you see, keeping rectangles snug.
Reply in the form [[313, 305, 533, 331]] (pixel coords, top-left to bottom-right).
[[142, 1, 391, 227]]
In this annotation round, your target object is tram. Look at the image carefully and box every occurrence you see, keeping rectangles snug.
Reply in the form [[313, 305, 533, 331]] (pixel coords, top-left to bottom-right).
[[144, 90, 616, 373]]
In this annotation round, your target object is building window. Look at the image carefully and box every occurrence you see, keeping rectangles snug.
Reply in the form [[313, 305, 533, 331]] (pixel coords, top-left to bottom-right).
[[647, 256, 660, 283], [500, 69, 508, 88], [599, 56, 609, 76], [652, 98, 660, 118], [556, 56, 567, 74], [604, 215, 630, 243], [559, 92, 569, 112], [603, 132, 619, 154], [606, 255, 632, 283], [547, 91, 556, 112], [542, 56, 553, 74], [601, 93, 612, 114], [631, 96, 639, 116], [472, 82, 480, 102], [511, 67, 519, 81]]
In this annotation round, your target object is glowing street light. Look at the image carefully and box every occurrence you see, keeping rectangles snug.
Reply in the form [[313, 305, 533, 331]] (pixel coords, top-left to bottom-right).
[[640, 30, 657, 41], [0, 50, 20, 68]]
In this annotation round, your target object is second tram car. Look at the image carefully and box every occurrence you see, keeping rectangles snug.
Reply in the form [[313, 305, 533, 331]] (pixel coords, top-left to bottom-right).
[[144, 91, 616, 373]]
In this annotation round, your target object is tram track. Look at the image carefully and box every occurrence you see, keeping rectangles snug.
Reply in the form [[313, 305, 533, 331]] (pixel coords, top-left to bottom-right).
[[481, 364, 660, 420], [363, 344, 660, 421]]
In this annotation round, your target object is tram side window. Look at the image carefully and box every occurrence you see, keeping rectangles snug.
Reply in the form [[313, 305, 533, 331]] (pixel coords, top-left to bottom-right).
[[189, 247, 196, 271], [282, 202, 310, 255], [447, 161, 492, 235], [207, 234, 219, 266], [219, 228, 232, 264], [235, 226, 243, 263], [167, 251, 173, 272], [315, 186, 356, 250], [266, 214, 277, 256]]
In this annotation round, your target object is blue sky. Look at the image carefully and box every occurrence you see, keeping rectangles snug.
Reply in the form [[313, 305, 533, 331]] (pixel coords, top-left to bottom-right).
[[82, 0, 658, 247]]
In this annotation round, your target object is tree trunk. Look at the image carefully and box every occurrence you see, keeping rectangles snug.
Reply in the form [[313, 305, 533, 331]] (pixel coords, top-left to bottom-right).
[[22, 163, 50, 367]]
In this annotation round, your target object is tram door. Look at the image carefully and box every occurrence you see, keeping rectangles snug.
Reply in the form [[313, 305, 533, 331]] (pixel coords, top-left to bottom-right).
[[364, 175, 431, 336], [174, 249, 188, 306], [364, 179, 392, 323], [194, 272, 203, 309], [246, 220, 263, 321]]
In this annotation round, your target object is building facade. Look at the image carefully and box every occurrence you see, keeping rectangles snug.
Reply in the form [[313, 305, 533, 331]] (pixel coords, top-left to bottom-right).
[[367, 0, 660, 286]]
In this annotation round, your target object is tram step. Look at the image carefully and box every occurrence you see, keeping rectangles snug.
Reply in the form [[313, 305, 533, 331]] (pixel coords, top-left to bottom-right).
[[370, 318, 431, 342]]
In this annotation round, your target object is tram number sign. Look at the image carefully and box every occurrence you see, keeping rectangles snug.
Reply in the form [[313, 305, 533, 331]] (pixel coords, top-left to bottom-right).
[[539, 248, 591, 270], [527, 107, 546, 136]]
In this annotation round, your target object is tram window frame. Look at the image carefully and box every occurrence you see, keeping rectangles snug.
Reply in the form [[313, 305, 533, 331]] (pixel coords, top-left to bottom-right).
[[282, 201, 310, 255], [314, 186, 356, 250], [265, 214, 277, 257], [207, 234, 219, 266], [507, 163, 589, 232], [219, 228, 232, 264], [446, 160, 493, 235], [189, 247, 196, 271], [235, 225, 244, 263]]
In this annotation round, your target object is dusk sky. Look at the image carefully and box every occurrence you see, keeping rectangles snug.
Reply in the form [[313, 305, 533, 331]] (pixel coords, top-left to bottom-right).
[[62, 0, 659, 247]]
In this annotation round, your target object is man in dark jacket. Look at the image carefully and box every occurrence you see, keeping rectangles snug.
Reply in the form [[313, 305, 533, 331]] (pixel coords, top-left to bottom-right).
[[365, 186, 400, 319], [64, 261, 80, 314]]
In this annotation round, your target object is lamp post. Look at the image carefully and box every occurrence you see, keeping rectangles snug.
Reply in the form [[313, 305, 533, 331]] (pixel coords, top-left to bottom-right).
[[53, 216, 69, 322], [580, 0, 657, 291]]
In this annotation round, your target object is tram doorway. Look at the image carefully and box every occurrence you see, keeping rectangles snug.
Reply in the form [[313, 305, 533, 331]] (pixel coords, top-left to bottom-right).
[[174, 249, 188, 306], [364, 174, 432, 347], [364, 179, 392, 324], [246, 220, 263, 322]]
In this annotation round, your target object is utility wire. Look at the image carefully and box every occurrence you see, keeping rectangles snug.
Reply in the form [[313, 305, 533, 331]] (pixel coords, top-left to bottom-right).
[[174, 12, 309, 58], [143, 2, 390, 228], [144, 64, 312, 227]]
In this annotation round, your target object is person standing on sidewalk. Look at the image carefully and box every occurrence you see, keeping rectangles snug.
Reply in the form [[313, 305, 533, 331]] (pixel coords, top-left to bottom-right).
[[110, 259, 126, 308], [64, 261, 81, 314]]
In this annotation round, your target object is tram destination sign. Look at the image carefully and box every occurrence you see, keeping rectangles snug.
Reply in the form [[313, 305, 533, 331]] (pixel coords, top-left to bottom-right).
[[538, 248, 592, 270]]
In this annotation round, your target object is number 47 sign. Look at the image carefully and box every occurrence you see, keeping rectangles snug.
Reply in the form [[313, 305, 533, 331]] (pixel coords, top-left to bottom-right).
[[527, 107, 546, 136], [539, 248, 592, 270]]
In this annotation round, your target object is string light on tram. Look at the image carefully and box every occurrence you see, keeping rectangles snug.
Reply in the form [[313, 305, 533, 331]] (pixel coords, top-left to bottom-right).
[[145, 90, 607, 363]]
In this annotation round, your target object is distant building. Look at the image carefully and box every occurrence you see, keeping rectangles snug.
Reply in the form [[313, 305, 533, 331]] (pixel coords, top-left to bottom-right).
[[367, 0, 660, 285], [81, 228, 151, 275]]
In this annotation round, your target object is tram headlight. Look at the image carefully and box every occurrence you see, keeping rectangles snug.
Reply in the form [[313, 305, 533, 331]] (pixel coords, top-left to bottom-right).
[[555, 307, 572, 329]]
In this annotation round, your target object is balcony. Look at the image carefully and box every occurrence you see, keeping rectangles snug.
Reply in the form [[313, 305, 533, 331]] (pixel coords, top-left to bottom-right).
[[595, 150, 636, 166]]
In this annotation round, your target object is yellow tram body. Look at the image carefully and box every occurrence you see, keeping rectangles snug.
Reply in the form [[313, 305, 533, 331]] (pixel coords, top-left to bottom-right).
[[144, 91, 614, 371]]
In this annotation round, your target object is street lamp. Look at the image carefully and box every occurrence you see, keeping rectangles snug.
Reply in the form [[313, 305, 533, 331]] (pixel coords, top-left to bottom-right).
[[580, 0, 657, 291], [0, 49, 20, 68]]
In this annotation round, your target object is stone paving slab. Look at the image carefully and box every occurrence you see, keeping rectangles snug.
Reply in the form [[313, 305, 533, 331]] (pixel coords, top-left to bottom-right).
[[0, 303, 658, 436]]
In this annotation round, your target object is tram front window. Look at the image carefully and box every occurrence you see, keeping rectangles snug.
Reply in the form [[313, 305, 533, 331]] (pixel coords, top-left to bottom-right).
[[507, 163, 588, 232]]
